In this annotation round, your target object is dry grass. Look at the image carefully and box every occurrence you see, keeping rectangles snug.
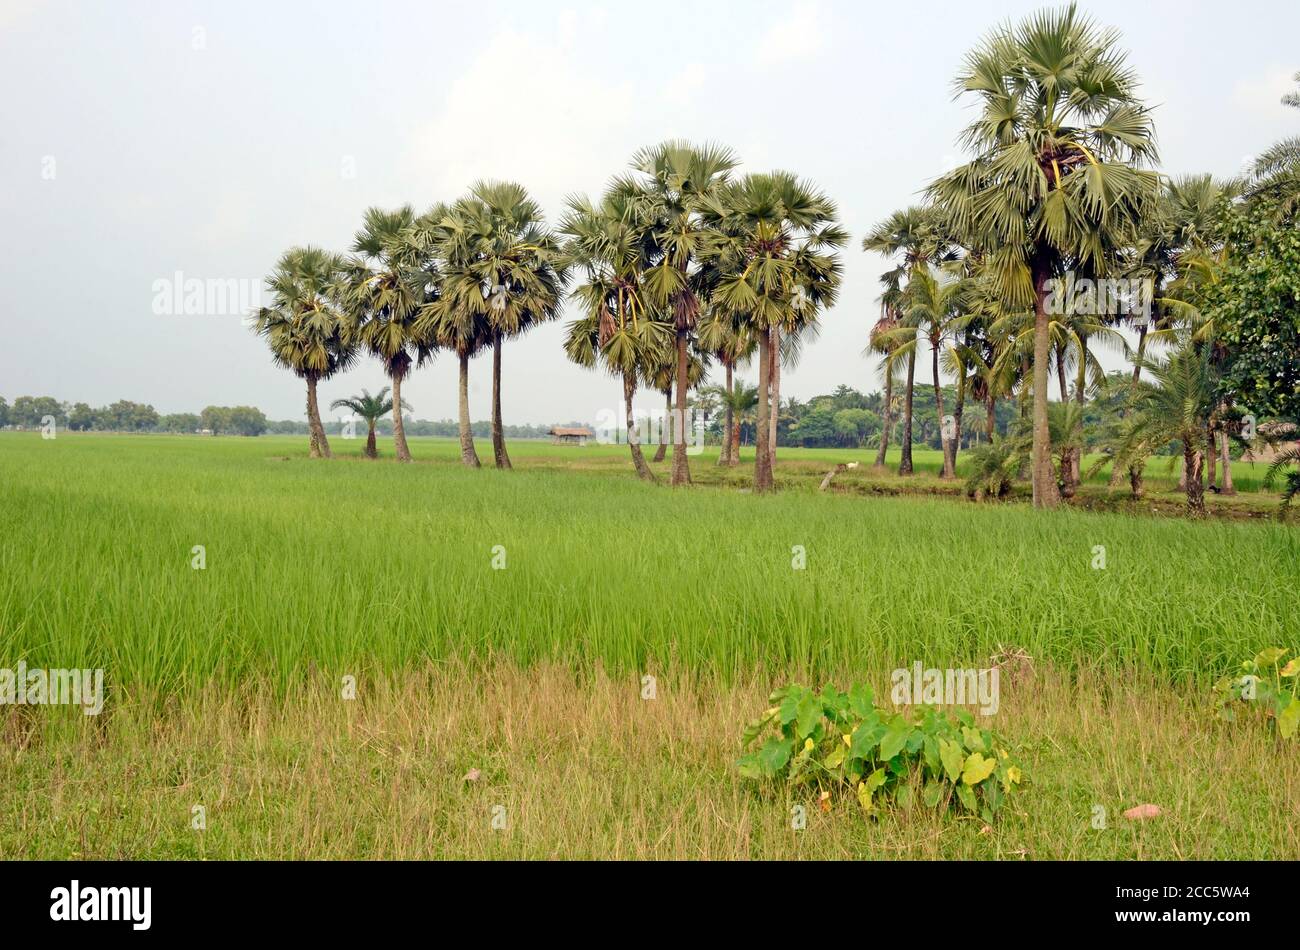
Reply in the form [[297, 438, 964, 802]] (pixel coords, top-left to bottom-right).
[[3, 662, 1297, 860]]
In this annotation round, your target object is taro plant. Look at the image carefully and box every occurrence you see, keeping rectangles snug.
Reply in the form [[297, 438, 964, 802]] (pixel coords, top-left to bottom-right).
[[738, 682, 1023, 823], [1213, 647, 1300, 738]]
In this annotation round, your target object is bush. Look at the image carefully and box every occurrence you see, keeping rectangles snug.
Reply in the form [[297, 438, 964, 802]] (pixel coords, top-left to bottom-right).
[[1213, 647, 1300, 738], [738, 682, 1024, 822]]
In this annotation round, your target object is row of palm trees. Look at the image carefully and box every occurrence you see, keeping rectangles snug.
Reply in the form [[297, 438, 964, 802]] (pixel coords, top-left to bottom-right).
[[253, 182, 564, 468], [254, 143, 845, 492], [253, 4, 1295, 512]]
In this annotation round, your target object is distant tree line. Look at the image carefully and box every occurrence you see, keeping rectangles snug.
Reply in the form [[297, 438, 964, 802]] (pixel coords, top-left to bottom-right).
[[0, 394, 577, 440]]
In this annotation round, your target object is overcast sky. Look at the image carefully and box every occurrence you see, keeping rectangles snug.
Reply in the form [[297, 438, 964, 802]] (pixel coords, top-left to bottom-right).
[[2, 0, 1297, 424]]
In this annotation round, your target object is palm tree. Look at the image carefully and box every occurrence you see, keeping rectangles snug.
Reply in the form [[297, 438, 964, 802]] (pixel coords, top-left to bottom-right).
[[862, 206, 957, 475], [418, 182, 566, 470], [1110, 341, 1218, 517], [706, 379, 759, 463], [329, 387, 408, 459], [625, 141, 738, 486], [901, 264, 971, 478], [344, 206, 436, 463], [561, 188, 670, 482], [930, 3, 1161, 508], [697, 306, 757, 466], [705, 172, 846, 493], [866, 304, 903, 468], [251, 246, 355, 460]]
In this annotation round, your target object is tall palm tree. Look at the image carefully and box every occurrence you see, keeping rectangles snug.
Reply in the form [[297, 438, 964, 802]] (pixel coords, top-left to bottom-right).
[[930, 3, 1160, 508], [251, 247, 355, 459], [561, 188, 670, 482], [704, 172, 845, 493], [862, 206, 957, 475], [329, 387, 408, 459], [900, 264, 972, 479], [344, 205, 436, 463], [418, 182, 566, 470], [866, 303, 901, 468], [625, 141, 738, 487]]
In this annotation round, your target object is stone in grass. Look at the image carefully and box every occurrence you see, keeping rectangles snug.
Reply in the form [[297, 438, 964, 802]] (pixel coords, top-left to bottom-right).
[[1123, 803, 1162, 821]]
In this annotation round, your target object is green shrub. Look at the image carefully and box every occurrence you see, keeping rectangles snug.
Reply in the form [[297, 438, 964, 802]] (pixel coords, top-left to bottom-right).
[[738, 682, 1023, 822], [1213, 647, 1300, 738]]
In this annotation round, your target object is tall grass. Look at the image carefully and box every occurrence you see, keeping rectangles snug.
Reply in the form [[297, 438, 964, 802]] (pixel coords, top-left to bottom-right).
[[0, 433, 1295, 696]]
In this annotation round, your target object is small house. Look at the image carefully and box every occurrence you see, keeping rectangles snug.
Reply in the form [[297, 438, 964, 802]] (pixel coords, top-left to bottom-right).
[[549, 426, 594, 446]]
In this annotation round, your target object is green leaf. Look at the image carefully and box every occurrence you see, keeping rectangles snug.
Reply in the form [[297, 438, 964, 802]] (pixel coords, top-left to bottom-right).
[[922, 781, 945, 808], [1279, 695, 1300, 740], [757, 737, 793, 776], [849, 720, 883, 761], [880, 719, 911, 761], [939, 738, 965, 782], [961, 752, 997, 786], [823, 744, 847, 770], [961, 726, 986, 752], [956, 782, 978, 813], [795, 693, 823, 740], [1255, 647, 1288, 669], [848, 683, 875, 718]]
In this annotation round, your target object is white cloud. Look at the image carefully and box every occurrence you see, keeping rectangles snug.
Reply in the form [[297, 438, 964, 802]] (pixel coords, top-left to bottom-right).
[[755, 0, 825, 66], [1233, 66, 1299, 116], [403, 19, 635, 214]]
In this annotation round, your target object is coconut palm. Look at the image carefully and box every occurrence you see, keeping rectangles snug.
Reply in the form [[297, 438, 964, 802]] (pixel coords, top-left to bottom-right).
[[704, 171, 846, 492], [930, 3, 1161, 508], [561, 188, 671, 482], [251, 246, 355, 459], [329, 387, 408, 459], [343, 206, 436, 463], [862, 206, 958, 475], [624, 141, 738, 486]]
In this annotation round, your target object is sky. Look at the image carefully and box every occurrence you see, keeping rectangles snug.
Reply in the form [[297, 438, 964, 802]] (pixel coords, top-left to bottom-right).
[[1, 0, 1297, 425]]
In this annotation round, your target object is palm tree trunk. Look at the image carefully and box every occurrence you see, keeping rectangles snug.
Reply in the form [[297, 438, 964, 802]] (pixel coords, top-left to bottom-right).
[[623, 370, 656, 482], [653, 389, 669, 462], [1220, 429, 1236, 495], [671, 331, 691, 486], [1069, 336, 1087, 489], [391, 368, 412, 463], [305, 376, 330, 459], [490, 335, 511, 470], [365, 421, 377, 459], [1206, 422, 1218, 489], [1032, 264, 1060, 508], [933, 342, 953, 479], [875, 362, 892, 468], [899, 348, 916, 476], [985, 392, 997, 442], [457, 351, 480, 468], [718, 361, 734, 467], [755, 329, 774, 492], [951, 378, 965, 476], [768, 326, 781, 470], [1184, 439, 1206, 517], [1112, 324, 1149, 489]]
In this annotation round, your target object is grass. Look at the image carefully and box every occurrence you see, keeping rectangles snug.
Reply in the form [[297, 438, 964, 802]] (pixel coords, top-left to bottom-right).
[[4, 664, 1298, 859], [0, 431, 1296, 859]]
